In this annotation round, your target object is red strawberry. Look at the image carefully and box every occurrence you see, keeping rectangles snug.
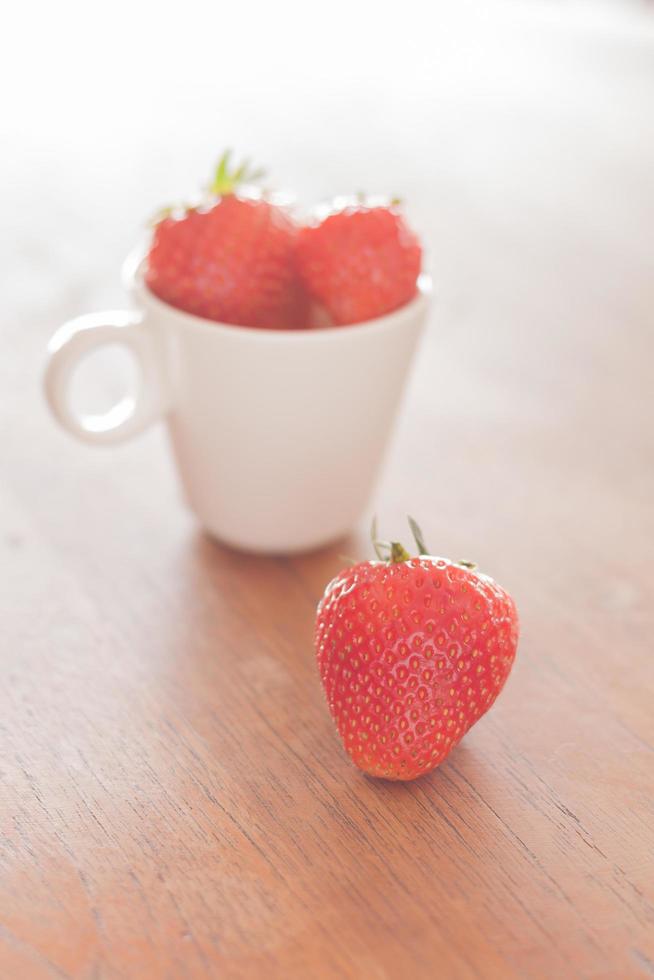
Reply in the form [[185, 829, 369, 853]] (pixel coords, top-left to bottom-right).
[[315, 519, 519, 781], [296, 201, 422, 326], [146, 153, 308, 329]]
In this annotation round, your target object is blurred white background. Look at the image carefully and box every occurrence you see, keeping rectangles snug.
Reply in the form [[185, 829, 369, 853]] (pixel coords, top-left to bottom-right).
[[4, 0, 653, 311]]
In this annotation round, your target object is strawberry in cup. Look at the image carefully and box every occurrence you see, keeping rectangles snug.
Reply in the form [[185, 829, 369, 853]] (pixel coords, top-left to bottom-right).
[[44, 153, 430, 552]]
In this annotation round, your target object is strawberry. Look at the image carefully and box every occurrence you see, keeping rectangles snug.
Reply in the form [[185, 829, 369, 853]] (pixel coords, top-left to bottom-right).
[[146, 152, 308, 329], [315, 519, 519, 781], [296, 201, 422, 326]]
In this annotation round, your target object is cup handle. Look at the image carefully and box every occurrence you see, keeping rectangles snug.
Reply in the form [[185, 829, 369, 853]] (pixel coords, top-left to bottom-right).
[[44, 310, 169, 446]]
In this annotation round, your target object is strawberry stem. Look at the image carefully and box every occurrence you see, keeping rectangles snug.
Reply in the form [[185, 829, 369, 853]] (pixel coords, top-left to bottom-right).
[[389, 541, 411, 563], [371, 517, 477, 569], [371, 517, 412, 564]]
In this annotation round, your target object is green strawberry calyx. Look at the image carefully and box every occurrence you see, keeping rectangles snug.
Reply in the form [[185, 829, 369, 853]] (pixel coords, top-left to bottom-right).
[[371, 516, 477, 570], [209, 150, 265, 197], [150, 151, 266, 226]]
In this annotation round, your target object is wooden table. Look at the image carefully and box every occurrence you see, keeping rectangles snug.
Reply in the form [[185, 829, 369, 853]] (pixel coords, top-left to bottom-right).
[[2, 4, 653, 977]]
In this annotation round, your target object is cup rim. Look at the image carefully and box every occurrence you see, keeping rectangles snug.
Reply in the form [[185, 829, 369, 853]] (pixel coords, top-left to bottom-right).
[[123, 246, 432, 343]]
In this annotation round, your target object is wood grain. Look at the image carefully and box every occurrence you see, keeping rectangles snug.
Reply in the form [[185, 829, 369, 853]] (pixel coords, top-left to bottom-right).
[[2, 4, 654, 977]]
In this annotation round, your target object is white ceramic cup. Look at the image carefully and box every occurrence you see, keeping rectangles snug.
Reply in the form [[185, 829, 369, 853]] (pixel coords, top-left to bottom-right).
[[44, 254, 431, 553]]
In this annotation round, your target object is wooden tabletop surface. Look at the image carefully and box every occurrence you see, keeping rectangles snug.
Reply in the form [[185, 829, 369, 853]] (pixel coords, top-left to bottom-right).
[[2, 4, 654, 978]]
